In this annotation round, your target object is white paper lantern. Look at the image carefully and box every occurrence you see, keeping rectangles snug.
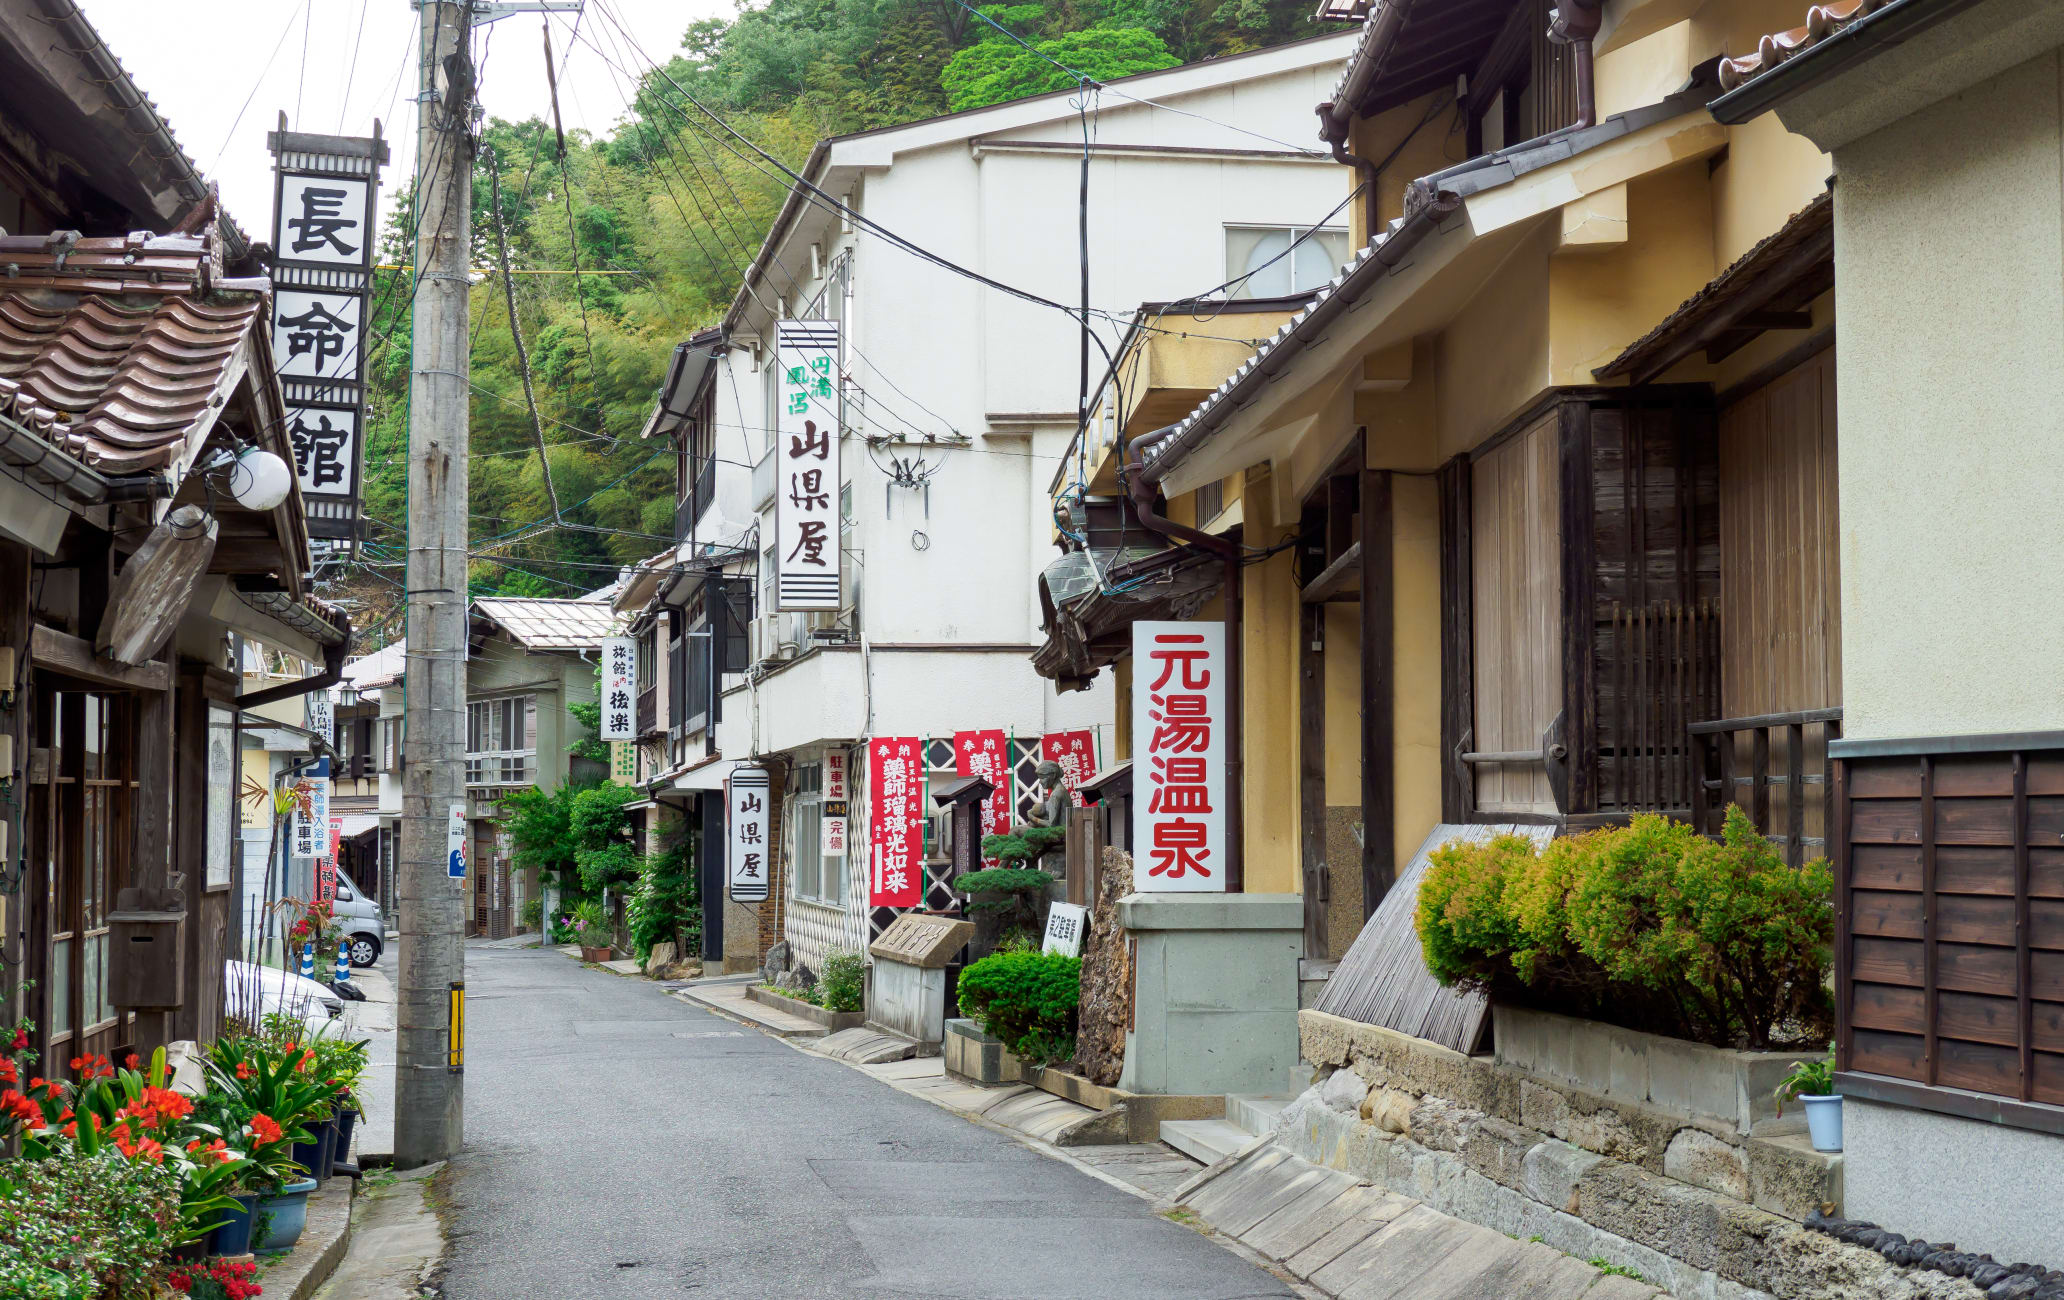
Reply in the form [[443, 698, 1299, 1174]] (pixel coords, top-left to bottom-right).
[[229, 448, 293, 511]]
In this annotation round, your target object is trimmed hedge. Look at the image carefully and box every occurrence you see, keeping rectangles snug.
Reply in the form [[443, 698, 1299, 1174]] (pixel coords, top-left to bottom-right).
[[956, 949, 1080, 1064], [1415, 806, 1833, 1049]]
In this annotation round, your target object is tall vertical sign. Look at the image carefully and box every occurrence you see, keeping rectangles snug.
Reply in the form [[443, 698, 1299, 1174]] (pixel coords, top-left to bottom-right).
[[727, 765, 771, 903], [268, 116, 388, 546], [954, 729, 1011, 867], [306, 691, 335, 750], [1132, 622, 1226, 892], [775, 320, 841, 611], [600, 636, 636, 742], [868, 737, 923, 908], [821, 749, 849, 860], [1041, 730, 1098, 806]]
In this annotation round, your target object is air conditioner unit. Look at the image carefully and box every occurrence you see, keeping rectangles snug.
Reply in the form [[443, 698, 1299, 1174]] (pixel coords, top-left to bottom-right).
[[774, 639, 802, 661]]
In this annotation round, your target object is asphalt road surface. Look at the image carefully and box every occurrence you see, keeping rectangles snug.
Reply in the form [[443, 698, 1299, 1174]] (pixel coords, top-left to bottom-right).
[[438, 942, 1295, 1299]]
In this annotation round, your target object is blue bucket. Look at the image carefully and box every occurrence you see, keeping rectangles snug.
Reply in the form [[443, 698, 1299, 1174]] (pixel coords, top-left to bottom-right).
[[252, 1178, 320, 1255]]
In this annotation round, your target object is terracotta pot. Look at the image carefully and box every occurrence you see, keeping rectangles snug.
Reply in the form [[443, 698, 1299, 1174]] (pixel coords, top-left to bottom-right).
[[580, 945, 613, 962]]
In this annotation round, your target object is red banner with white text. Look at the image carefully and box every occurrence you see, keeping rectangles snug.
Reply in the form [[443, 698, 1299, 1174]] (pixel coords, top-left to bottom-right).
[[955, 729, 1012, 866], [1040, 730, 1097, 807], [868, 737, 924, 908]]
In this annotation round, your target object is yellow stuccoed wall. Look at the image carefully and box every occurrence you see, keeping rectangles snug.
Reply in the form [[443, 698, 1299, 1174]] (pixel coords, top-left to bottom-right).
[[1240, 472, 1305, 895], [1389, 474, 1444, 867]]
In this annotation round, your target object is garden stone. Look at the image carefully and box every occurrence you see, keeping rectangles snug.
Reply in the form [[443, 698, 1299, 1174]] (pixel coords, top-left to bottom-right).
[[1320, 1066, 1369, 1114], [1990, 1279, 2041, 1300], [1406, 1096, 1480, 1153], [1973, 1265, 2012, 1289], [762, 940, 790, 980], [1362, 1087, 1414, 1133], [1666, 1128, 1751, 1201], [645, 941, 676, 976]]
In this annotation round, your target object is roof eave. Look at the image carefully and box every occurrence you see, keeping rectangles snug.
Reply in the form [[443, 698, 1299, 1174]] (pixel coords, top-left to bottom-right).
[[1708, 0, 1981, 124]]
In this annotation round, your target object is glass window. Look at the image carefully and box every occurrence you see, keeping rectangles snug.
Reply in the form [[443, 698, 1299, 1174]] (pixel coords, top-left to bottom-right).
[[1225, 226, 1350, 299], [466, 695, 536, 788]]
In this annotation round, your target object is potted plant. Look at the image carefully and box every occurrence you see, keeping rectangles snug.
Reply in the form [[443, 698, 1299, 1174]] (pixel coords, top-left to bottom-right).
[[1775, 1043, 1842, 1152], [575, 900, 614, 962]]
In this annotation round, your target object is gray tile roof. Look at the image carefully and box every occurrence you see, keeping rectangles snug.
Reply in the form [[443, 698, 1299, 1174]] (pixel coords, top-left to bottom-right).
[[472, 597, 622, 650]]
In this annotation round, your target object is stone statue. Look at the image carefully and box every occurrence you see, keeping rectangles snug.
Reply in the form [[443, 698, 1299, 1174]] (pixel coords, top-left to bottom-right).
[[1026, 760, 1069, 829]]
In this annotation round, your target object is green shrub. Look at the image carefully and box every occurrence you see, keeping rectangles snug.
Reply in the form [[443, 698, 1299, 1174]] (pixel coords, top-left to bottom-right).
[[818, 949, 865, 1014], [628, 830, 701, 962], [573, 900, 612, 950], [0, 1152, 182, 1299], [1416, 806, 1833, 1049], [978, 824, 1066, 867], [519, 897, 544, 931], [957, 950, 1080, 1064]]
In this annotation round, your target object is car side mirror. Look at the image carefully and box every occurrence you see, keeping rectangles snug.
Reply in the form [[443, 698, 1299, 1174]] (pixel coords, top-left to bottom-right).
[[336, 886, 354, 901]]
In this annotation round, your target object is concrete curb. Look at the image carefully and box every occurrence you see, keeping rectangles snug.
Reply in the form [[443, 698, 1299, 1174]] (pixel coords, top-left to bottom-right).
[[252, 1176, 354, 1300]]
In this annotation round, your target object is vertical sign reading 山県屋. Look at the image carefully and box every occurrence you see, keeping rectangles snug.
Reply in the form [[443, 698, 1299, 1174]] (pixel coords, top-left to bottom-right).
[[1132, 622, 1226, 892], [600, 636, 636, 742], [868, 738, 924, 908], [727, 765, 771, 904], [954, 730, 1011, 867], [268, 115, 387, 547], [775, 320, 841, 611]]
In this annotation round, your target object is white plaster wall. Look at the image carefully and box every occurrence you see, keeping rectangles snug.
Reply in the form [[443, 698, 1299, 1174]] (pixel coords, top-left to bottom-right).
[[1834, 48, 2064, 741], [1847, 1098, 2064, 1263]]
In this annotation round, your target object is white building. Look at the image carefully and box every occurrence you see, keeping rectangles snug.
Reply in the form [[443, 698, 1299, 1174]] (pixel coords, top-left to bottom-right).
[[624, 34, 1361, 977]]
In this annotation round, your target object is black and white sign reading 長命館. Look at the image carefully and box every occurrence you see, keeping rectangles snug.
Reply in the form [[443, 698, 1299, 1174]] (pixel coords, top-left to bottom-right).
[[268, 119, 389, 547]]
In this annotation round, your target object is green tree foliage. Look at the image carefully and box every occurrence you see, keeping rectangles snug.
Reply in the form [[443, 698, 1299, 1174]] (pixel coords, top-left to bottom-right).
[[1415, 808, 1835, 1049], [338, 0, 1321, 625], [570, 783, 644, 894], [944, 26, 1178, 112], [628, 827, 702, 962]]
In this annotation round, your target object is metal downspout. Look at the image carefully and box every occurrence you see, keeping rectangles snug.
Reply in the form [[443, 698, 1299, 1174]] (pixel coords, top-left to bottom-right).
[[1318, 107, 1383, 243], [1551, 1, 1604, 129]]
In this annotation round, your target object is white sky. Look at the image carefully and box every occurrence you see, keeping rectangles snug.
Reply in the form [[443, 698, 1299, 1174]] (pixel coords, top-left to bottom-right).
[[75, 0, 731, 246]]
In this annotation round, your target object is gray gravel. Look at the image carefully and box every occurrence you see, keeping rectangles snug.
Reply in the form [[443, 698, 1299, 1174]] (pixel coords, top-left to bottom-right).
[[439, 941, 1295, 1299]]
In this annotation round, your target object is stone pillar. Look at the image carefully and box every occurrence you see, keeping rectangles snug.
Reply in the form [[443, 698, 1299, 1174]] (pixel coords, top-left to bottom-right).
[[1118, 893, 1303, 1097]]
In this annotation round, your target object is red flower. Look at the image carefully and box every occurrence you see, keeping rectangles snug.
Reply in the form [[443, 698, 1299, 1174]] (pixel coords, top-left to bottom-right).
[[245, 1113, 283, 1146], [8, 1029, 25, 1050], [235, 1061, 255, 1080], [0, 1089, 37, 1123], [124, 1052, 141, 1069], [0, 1059, 16, 1086]]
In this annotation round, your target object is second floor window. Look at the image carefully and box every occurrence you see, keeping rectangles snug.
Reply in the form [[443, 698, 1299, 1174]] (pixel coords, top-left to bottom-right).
[[1226, 225, 1349, 299], [466, 695, 535, 786]]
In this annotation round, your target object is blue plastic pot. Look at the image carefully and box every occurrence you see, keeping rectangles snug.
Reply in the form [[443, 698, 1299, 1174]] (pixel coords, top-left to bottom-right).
[[290, 1115, 337, 1181], [1802, 1093, 1844, 1152], [207, 1194, 261, 1257], [252, 1177, 320, 1255]]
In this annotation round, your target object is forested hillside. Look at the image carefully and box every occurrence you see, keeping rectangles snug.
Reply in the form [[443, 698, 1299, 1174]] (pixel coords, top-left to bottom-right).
[[339, 0, 1328, 639]]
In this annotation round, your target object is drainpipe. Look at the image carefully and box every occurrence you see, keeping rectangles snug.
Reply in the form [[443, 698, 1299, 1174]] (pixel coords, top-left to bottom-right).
[[1122, 430, 1244, 893], [1317, 106, 1381, 244], [1550, 2, 1604, 129], [238, 623, 352, 710]]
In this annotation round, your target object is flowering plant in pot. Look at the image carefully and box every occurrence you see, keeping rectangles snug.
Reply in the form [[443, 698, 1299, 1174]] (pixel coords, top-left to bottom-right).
[[203, 1036, 336, 1254], [167, 1257, 264, 1299], [575, 900, 614, 961], [1774, 1043, 1842, 1152]]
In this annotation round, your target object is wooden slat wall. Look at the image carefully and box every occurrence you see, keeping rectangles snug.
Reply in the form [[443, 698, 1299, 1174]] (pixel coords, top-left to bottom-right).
[[1471, 415, 1561, 815], [1588, 396, 1720, 814], [1841, 749, 2064, 1105], [1718, 347, 1840, 718]]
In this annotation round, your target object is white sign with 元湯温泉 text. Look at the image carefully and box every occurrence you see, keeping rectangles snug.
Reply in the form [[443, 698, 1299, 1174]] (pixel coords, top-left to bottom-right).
[[1132, 621, 1226, 892], [600, 636, 636, 741], [728, 766, 771, 903], [1043, 902, 1088, 958], [775, 319, 841, 611]]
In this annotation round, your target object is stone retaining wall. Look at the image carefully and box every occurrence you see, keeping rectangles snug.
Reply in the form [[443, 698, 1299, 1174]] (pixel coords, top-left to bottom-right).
[[1288, 1010, 1982, 1300]]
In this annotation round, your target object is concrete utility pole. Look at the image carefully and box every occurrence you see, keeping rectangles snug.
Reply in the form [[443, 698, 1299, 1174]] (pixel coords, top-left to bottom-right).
[[396, 0, 474, 1168]]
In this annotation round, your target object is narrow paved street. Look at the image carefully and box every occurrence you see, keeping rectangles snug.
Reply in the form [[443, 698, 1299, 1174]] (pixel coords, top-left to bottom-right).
[[440, 942, 1294, 1299]]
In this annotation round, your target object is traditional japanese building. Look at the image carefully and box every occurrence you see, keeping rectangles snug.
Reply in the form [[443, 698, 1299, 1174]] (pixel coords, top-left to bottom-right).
[[0, 0, 349, 1073]]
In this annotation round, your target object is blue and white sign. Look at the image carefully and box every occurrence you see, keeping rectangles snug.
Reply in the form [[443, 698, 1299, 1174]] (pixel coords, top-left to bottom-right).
[[447, 802, 468, 882]]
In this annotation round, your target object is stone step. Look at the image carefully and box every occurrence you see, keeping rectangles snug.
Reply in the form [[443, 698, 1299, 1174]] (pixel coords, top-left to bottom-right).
[[673, 982, 828, 1038], [1226, 1094, 1290, 1138], [1161, 1117, 1252, 1166]]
